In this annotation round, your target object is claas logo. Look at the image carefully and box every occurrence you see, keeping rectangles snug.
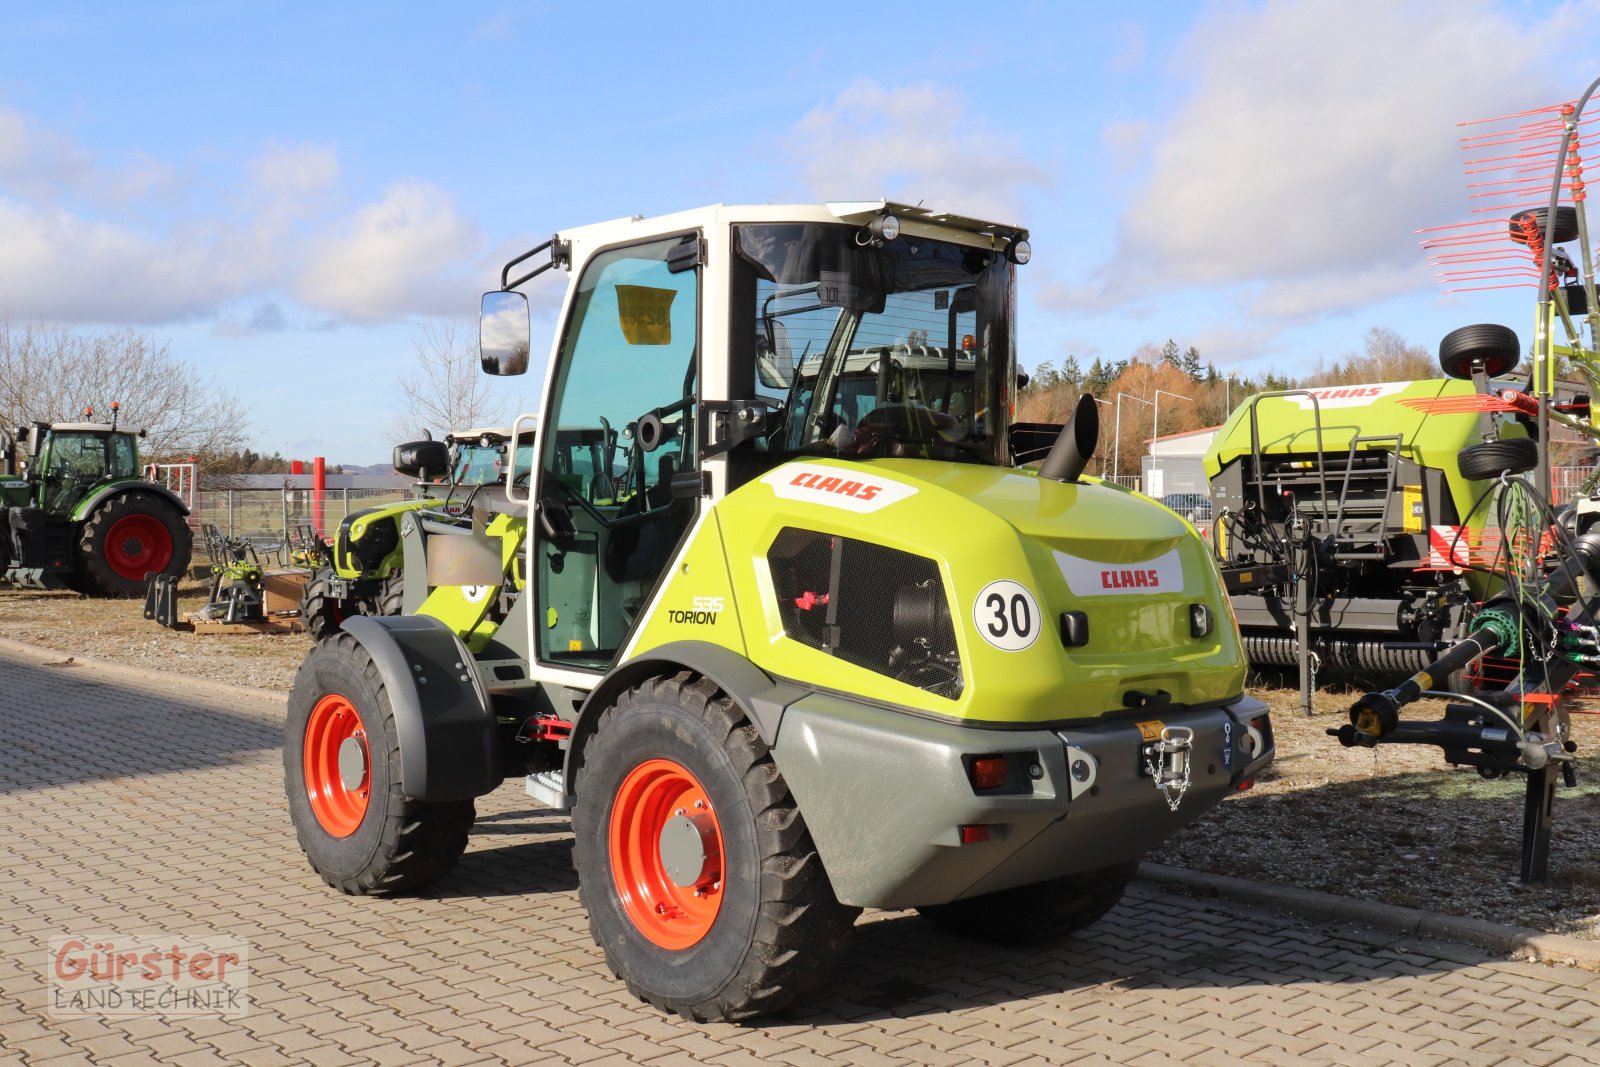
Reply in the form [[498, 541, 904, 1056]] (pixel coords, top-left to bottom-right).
[[788, 471, 883, 501]]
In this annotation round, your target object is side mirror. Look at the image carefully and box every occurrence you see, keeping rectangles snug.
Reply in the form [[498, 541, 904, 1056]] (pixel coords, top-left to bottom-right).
[[481, 290, 531, 376], [394, 439, 452, 480]]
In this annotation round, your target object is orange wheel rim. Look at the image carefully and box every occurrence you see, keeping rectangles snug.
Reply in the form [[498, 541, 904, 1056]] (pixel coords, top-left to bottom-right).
[[609, 758, 726, 949], [303, 694, 370, 837]]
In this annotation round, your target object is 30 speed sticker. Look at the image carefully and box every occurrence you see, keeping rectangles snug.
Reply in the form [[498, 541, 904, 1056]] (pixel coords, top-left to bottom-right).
[[973, 580, 1040, 652]]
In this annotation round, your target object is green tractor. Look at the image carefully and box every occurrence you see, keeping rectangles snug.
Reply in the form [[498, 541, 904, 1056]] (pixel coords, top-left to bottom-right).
[[283, 202, 1273, 1020], [298, 426, 537, 640], [0, 404, 192, 596]]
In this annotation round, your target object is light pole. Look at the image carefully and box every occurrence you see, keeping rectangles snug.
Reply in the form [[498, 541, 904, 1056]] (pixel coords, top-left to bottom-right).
[[1092, 397, 1112, 474], [1114, 392, 1153, 481], [1153, 389, 1192, 443]]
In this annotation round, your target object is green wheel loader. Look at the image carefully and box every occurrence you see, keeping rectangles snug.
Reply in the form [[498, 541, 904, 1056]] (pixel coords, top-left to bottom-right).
[[283, 202, 1273, 1020], [0, 404, 192, 596], [299, 425, 537, 639]]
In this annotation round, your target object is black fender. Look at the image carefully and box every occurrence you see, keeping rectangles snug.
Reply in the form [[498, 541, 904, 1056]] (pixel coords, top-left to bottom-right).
[[75, 480, 190, 519], [562, 640, 808, 795], [341, 614, 501, 801]]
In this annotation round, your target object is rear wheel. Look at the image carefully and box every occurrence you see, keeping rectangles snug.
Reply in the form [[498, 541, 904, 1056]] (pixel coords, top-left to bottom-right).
[[1458, 438, 1538, 480], [78, 493, 192, 596], [918, 861, 1139, 943], [1510, 205, 1579, 245], [301, 567, 357, 641], [571, 673, 859, 1021], [376, 572, 405, 617], [1439, 323, 1520, 380], [284, 633, 475, 893]]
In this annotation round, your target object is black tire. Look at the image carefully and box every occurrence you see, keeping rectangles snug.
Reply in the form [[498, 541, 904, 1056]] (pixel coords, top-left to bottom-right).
[[376, 572, 405, 617], [571, 672, 859, 1021], [1510, 205, 1579, 245], [1458, 437, 1539, 480], [917, 861, 1139, 943], [284, 632, 475, 894], [301, 567, 357, 641], [1439, 323, 1520, 380], [77, 492, 193, 596]]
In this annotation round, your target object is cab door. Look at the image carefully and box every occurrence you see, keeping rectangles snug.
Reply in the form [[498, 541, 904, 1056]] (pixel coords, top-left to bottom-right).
[[530, 233, 701, 675]]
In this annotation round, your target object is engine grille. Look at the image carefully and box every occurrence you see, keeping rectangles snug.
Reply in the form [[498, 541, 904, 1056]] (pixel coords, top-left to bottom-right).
[[767, 527, 962, 699]]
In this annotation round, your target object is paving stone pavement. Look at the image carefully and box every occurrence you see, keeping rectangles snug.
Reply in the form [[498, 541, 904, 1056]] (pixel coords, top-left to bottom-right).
[[4, 647, 1600, 1067]]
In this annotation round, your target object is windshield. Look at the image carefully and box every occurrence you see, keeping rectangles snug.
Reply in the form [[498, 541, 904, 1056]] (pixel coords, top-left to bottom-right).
[[733, 223, 1015, 466], [452, 443, 505, 485]]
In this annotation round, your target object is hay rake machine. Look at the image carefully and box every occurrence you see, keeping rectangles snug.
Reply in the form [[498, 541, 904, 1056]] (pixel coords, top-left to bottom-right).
[[1334, 78, 1600, 884]]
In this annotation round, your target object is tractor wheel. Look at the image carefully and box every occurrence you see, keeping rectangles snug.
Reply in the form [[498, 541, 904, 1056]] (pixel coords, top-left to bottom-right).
[[1458, 438, 1539, 481], [571, 672, 859, 1022], [284, 633, 475, 894], [78, 493, 192, 596], [1438, 323, 1520, 380], [376, 573, 405, 617], [301, 567, 357, 641], [917, 861, 1140, 943], [1510, 205, 1579, 245]]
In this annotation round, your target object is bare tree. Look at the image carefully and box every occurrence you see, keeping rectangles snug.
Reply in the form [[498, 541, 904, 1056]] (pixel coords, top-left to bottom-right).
[[1308, 326, 1436, 385], [0, 316, 250, 464], [392, 318, 502, 440]]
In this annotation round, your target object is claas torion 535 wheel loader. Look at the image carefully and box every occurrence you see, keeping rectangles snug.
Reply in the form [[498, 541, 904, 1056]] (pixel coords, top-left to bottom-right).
[[283, 202, 1274, 1021]]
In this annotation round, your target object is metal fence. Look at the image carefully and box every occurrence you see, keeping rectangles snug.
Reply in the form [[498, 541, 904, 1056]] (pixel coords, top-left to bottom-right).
[[189, 488, 411, 548]]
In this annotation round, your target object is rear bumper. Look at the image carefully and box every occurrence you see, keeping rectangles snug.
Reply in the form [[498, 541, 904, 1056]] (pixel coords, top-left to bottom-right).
[[771, 692, 1273, 909]]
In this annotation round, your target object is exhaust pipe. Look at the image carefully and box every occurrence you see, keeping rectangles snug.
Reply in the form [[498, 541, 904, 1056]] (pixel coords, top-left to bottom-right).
[[1037, 393, 1100, 484]]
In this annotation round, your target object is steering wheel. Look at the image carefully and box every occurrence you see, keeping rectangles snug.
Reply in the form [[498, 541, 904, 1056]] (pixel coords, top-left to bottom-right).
[[845, 403, 957, 455]]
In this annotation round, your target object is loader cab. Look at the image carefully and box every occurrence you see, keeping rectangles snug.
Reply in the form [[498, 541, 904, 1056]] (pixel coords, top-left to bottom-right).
[[480, 203, 1027, 679]]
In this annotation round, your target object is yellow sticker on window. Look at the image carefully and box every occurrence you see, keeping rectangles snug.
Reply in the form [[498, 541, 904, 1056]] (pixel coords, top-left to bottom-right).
[[1136, 720, 1166, 742], [616, 285, 675, 345]]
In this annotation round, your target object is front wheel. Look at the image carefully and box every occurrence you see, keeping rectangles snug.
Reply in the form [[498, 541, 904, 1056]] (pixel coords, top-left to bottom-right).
[[918, 861, 1140, 943], [300, 567, 359, 641], [284, 633, 475, 894], [571, 673, 859, 1021]]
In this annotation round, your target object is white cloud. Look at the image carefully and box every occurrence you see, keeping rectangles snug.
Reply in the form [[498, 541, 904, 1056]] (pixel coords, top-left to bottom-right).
[[0, 103, 493, 328], [249, 143, 340, 198], [0, 199, 234, 322], [1103, 0, 1581, 319], [785, 80, 1054, 222], [295, 180, 484, 321]]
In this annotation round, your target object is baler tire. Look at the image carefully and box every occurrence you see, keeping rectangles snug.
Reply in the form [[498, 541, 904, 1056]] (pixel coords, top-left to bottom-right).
[[571, 672, 859, 1022], [1510, 205, 1579, 246], [376, 573, 405, 617], [917, 860, 1139, 943], [284, 633, 475, 894], [301, 567, 357, 642], [1458, 438, 1538, 480], [77, 493, 192, 597], [1439, 323, 1520, 380]]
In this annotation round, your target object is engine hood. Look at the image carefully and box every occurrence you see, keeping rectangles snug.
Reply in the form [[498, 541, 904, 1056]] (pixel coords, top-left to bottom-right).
[[714, 457, 1246, 726]]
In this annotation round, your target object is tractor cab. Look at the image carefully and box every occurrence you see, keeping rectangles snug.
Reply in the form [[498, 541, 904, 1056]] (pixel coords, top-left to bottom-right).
[[25, 422, 142, 513]]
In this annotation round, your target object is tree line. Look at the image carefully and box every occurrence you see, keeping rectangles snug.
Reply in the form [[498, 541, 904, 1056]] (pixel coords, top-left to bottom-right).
[[1018, 327, 1440, 478]]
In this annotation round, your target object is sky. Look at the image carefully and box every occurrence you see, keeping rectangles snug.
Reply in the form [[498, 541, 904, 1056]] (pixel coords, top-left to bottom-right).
[[2, 0, 1598, 464]]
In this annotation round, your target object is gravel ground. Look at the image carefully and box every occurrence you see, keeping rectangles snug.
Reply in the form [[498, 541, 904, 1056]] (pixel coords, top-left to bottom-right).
[[5, 585, 1599, 938]]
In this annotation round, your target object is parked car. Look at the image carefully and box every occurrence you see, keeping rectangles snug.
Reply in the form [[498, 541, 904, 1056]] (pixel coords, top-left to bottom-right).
[[1160, 492, 1214, 527]]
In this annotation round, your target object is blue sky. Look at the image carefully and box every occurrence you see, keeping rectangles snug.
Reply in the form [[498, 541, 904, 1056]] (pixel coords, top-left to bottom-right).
[[3, 0, 1597, 463]]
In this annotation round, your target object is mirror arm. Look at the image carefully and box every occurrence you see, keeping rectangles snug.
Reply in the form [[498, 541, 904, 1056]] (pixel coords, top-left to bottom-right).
[[501, 236, 572, 290]]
